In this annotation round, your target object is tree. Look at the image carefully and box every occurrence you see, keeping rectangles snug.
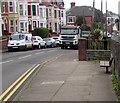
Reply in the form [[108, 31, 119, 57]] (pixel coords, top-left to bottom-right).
[[75, 16, 90, 31], [89, 29, 103, 49], [75, 16, 85, 26], [81, 24, 91, 31], [33, 28, 49, 38], [90, 29, 103, 40]]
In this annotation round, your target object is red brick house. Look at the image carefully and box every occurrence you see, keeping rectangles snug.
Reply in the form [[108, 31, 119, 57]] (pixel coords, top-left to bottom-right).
[[66, 2, 93, 27]]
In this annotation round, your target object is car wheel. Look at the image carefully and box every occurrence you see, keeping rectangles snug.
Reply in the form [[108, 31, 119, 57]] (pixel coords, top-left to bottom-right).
[[51, 44, 54, 48], [44, 44, 47, 48], [61, 46, 64, 49], [38, 44, 41, 49]]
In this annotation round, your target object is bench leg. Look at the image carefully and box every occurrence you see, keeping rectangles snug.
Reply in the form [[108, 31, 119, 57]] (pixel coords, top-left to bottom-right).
[[106, 67, 109, 73]]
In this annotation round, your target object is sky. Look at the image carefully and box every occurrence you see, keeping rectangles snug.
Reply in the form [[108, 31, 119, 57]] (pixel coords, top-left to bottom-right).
[[64, 0, 120, 14]]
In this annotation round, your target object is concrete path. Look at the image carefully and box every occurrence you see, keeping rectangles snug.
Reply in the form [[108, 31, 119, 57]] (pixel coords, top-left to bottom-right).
[[15, 50, 117, 101]]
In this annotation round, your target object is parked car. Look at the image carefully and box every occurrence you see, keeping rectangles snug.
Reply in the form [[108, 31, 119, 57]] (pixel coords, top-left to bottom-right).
[[32, 36, 46, 49], [43, 37, 57, 47], [8, 33, 33, 51], [52, 36, 60, 46]]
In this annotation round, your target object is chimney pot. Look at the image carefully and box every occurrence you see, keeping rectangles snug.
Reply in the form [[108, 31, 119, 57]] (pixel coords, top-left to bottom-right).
[[71, 2, 75, 8]]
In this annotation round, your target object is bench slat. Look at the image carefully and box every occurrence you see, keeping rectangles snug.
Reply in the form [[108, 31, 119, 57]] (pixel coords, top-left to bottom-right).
[[100, 61, 110, 67]]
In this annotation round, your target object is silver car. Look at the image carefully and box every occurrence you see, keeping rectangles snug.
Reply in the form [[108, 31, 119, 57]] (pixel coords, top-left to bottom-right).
[[32, 36, 46, 49], [43, 38, 57, 48]]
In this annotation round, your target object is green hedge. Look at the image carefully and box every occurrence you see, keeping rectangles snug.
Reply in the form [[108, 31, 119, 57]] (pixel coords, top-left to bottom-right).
[[33, 28, 49, 38], [0, 35, 10, 40]]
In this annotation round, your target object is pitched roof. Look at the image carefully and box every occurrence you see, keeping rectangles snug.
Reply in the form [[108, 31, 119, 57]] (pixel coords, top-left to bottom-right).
[[66, 6, 93, 17]]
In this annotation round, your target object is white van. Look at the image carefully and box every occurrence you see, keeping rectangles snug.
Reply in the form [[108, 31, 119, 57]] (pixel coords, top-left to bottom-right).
[[8, 33, 33, 51]]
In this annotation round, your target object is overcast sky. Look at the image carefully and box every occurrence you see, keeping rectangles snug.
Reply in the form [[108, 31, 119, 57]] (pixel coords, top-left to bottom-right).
[[64, 0, 120, 14]]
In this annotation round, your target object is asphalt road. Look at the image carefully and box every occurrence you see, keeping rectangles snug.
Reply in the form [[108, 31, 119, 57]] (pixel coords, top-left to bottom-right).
[[1, 47, 65, 93]]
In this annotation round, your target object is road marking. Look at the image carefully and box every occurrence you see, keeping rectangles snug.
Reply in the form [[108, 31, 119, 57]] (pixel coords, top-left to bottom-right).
[[41, 81, 64, 85], [35, 52, 44, 55], [47, 50, 55, 53], [0, 64, 36, 101], [3, 64, 40, 102], [74, 59, 77, 62], [18, 55, 31, 59], [0, 60, 13, 65]]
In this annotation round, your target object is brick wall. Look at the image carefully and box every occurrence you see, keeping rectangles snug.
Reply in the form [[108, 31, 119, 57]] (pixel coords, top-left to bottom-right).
[[85, 16, 92, 27], [78, 38, 87, 61], [0, 39, 8, 50], [86, 50, 111, 60]]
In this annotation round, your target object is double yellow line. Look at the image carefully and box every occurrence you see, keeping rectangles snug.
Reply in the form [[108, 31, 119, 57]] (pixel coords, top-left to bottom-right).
[[0, 64, 40, 102]]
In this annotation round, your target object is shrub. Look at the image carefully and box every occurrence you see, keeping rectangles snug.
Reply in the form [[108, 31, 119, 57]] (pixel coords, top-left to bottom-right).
[[33, 28, 49, 38], [112, 71, 120, 101]]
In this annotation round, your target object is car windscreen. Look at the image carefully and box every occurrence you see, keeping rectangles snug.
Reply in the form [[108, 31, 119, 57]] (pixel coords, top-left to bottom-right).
[[53, 37, 58, 40], [9, 34, 25, 40], [32, 37, 36, 40], [61, 28, 78, 35], [43, 38, 49, 41]]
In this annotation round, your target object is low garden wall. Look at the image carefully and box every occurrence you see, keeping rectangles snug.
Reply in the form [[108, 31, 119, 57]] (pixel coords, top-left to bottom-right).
[[86, 50, 111, 60], [0, 39, 8, 50]]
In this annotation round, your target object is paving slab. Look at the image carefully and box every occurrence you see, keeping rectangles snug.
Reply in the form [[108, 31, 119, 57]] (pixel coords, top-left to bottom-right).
[[15, 50, 117, 101]]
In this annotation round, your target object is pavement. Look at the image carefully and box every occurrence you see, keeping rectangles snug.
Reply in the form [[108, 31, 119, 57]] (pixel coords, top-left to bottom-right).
[[15, 50, 117, 101]]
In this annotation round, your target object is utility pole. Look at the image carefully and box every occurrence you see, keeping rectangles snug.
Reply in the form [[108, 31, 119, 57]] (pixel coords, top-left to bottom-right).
[[92, 0, 95, 33], [101, 0, 103, 31], [104, 0, 108, 50], [105, 0, 108, 38]]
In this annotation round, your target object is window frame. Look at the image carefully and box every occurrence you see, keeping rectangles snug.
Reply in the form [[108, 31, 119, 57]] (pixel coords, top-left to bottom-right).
[[10, 20, 14, 32], [32, 5, 36, 16], [19, 4, 23, 16], [9, 1, 13, 12], [3, 2, 5, 13], [20, 22, 24, 32]]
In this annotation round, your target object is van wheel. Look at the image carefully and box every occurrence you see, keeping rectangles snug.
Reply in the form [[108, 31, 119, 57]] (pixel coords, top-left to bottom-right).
[[8, 48, 12, 52], [31, 45, 34, 50], [24, 45, 27, 51]]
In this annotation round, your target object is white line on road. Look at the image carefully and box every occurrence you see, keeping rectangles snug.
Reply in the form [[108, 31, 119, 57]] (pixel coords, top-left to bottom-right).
[[18, 55, 31, 60], [0, 60, 13, 65], [47, 50, 55, 53], [35, 52, 44, 55], [41, 81, 64, 85]]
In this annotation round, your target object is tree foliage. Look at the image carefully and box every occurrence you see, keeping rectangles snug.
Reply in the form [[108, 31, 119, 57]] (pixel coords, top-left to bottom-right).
[[81, 24, 91, 31], [75, 16, 85, 26], [89, 29, 103, 40], [33, 28, 49, 38], [75, 16, 90, 31]]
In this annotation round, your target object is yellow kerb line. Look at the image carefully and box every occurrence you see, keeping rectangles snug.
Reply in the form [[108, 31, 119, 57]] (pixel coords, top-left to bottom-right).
[[3, 64, 40, 102], [0, 64, 36, 100]]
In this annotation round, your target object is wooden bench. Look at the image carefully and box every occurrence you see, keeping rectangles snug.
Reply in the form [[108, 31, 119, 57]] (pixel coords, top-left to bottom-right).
[[100, 57, 113, 73]]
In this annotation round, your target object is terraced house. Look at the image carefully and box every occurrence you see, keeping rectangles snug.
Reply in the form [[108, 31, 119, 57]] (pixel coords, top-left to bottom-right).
[[18, 0, 29, 32], [46, 4, 60, 33], [1, 0, 66, 35], [1, 0, 19, 35], [43, 0, 66, 33]]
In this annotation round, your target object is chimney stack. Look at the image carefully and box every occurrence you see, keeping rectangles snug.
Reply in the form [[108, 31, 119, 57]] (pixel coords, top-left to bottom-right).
[[71, 2, 75, 8]]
